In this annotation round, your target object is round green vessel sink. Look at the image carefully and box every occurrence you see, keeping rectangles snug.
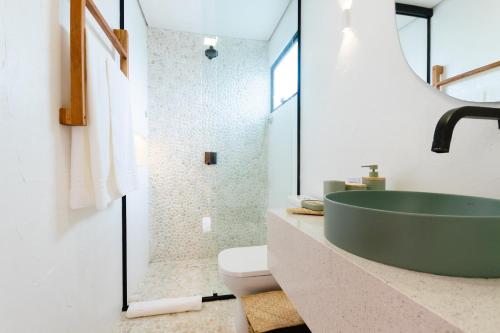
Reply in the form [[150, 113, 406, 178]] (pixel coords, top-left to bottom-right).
[[324, 191, 500, 278]]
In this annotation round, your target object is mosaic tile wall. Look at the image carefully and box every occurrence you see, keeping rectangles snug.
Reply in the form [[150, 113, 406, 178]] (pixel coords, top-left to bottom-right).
[[148, 28, 269, 262]]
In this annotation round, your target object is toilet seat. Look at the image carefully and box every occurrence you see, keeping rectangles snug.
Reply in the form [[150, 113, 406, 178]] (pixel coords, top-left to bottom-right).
[[218, 245, 271, 278]]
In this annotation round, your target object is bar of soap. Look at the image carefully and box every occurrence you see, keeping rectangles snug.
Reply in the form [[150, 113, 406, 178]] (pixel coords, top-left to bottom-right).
[[301, 200, 324, 211], [345, 183, 368, 191], [287, 208, 324, 216]]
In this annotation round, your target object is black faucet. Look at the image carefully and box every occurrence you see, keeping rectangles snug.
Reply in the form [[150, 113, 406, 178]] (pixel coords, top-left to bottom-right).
[[431, 106, 500, 153]]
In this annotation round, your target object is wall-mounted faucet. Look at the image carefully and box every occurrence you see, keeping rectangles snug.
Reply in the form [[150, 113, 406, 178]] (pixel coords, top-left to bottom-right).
[[431, 106, 500, 153]]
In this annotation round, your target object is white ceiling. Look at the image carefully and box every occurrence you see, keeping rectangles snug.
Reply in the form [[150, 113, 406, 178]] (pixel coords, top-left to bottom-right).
[[138, 0, 291, 41], [397, 0, 444, 8]]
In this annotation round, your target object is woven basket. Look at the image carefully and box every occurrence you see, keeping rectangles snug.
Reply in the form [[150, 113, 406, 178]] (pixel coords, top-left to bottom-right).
[[241, 291, 306, 333]]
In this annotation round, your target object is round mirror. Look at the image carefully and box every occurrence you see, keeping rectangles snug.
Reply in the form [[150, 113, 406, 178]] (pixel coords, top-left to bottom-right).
[[396, 1, 500, 102]]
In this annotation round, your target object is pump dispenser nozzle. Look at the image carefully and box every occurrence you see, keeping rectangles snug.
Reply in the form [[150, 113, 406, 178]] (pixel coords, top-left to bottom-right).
[[362, 165, 379, 177], [361, 165, 385, 190]]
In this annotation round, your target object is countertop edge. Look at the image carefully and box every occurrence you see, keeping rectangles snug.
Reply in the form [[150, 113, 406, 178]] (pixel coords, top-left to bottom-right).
[[267, 209, 463, 333]]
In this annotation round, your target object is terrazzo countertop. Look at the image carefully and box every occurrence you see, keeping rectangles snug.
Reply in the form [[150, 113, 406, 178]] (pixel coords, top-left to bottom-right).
[[267, 209, 500, 333]]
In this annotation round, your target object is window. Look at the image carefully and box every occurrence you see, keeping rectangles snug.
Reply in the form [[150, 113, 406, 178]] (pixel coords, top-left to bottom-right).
[[271, 35, 299, 111]]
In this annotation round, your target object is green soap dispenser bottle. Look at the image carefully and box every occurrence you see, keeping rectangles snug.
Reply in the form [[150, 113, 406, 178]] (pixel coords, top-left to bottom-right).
[[362, 165, 386, 190]]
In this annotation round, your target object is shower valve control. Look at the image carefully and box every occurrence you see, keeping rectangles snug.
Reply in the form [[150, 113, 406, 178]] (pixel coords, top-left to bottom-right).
[[205, 152, 217, 165]]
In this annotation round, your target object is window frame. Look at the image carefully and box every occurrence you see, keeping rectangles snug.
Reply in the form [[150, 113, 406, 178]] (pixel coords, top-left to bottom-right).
[[395, 3, 434, 84], [270, 32, 299, 112]]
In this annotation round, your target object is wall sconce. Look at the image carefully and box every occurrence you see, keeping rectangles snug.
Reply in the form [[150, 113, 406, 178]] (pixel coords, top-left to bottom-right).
[[338, 0, 358, 62], [341, 0, 353, 11], [342, 8, 351, 33]]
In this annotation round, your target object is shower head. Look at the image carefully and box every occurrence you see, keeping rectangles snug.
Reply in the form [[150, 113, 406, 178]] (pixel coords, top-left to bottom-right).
[[205, 46, 218, 60]]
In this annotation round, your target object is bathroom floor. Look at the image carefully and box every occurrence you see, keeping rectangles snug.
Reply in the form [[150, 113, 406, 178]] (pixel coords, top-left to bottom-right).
[[114, 258, 236, 333]]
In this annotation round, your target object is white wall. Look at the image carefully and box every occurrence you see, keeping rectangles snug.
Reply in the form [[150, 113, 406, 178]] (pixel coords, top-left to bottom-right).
[[301, 0, 500, 201], [267, 0, 298, 208], [431, 0, 500, 102], [269, 0, 298, 65], [267, 97, 298, 208], [0, 0, 148, 332]]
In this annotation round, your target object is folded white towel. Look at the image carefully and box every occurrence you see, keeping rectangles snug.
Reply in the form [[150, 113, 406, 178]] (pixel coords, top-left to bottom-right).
[[106, 58, 139, 195], [70, 28, 120, 210], [126, 296, 203, 319]]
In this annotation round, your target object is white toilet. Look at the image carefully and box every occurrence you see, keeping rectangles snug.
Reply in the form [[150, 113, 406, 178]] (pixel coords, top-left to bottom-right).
[[218, 245, 280, 333]]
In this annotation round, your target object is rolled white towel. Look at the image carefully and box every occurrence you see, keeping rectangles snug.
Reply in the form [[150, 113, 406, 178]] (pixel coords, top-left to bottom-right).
[[126, 296, 203, 319]]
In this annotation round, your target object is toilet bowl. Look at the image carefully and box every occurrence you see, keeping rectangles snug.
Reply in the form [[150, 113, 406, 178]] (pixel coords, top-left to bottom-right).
[[218, 245, 280, 333]]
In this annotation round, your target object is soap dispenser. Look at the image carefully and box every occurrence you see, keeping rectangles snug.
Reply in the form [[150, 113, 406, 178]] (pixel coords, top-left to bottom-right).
[[362, 165, 386, 190]]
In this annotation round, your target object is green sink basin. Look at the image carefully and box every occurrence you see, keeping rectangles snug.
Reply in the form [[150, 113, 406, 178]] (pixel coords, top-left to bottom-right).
[[324, 191, 500, 278]]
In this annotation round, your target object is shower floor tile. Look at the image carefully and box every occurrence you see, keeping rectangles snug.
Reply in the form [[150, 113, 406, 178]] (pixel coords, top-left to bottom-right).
[[114, 258, 236, 333]]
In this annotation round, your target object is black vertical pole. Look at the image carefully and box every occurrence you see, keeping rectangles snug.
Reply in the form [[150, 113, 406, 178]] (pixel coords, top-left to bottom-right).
[[119, 0, 128, 313], [297, 0, 302, 196], [121, 196, 128, 312], [120, 0, 125, 30], [426, 17, 431, 84], [121, 195, 128, 311]]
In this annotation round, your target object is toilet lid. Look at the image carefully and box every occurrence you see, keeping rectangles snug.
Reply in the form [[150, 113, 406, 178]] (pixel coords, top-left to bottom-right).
[[218, 245, 271, 278]]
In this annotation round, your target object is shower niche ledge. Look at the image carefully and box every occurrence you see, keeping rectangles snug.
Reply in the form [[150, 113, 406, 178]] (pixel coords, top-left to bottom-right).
[[267, 209, 500, 333]]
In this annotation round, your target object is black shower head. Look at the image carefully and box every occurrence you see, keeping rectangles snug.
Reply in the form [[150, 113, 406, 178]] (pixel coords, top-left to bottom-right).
[[205, 46, 218, 60]]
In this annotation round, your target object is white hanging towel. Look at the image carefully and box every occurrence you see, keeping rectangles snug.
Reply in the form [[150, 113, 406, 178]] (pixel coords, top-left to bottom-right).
[[70, 27, 120, 209], [106, 58, 139, 195], [69, 127, 93, 209]]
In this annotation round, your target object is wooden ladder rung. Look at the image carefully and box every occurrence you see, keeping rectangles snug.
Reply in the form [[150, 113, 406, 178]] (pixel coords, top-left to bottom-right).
[[60, 0, 129, 126]]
